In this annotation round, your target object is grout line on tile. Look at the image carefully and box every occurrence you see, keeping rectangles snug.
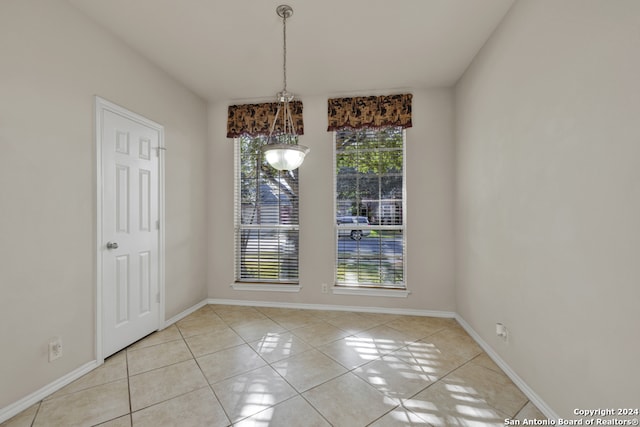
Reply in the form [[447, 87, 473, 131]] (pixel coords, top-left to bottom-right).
[[28, 401, 41, 427], [126, 357, 198, 378], [127, 336, 185, 353], [40, 376, 129, 404], [125, 347, 133, 418], [128, 386, 213, 418], [513, 400, 531, 418], [178, 325, 233, 426], [392, 348, 479, 405], [206, 384, 232, 426], [296, 392, 336, 427], [364, 405, 401, 427], [227, 394, 300, 426]]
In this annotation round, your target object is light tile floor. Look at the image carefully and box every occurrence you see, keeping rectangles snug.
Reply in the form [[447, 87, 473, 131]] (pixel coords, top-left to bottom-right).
[[2, 305, 547, 427]]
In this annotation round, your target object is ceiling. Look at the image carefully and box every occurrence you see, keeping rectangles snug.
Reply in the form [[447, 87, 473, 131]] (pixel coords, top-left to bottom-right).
[[67, 0, 514, 102]]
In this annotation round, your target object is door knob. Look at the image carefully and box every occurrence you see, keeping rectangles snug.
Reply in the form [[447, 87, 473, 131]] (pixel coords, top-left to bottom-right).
[[106, 242, 119, 250]]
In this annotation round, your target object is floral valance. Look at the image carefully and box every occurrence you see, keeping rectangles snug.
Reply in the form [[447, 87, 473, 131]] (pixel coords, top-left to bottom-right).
[[327, 94, 412, 131], [227, 101, 304, 138]]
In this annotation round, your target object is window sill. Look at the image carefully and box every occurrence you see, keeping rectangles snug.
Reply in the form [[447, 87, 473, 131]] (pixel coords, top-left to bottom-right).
[[231, 283, 302, 293], [332, 286, 410, 298]]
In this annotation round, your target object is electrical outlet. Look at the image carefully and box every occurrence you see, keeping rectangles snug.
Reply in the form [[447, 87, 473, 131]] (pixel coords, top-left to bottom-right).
[[49, 337, 63, 362], [496, 323, 508, 341], [321, 283, 328, 294]]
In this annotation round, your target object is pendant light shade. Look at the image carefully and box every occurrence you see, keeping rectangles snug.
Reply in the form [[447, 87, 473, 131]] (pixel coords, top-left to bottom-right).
[[261, 5, 309, 171], [263, 143, 310, 171]]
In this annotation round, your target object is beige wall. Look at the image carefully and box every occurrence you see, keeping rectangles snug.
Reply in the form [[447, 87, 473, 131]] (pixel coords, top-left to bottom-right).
[[0, 0, 208, 408], [208, 89, 456, 312], [455, 0, 640, 416]]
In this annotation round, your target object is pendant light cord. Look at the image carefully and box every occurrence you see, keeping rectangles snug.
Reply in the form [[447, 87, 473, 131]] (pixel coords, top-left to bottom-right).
[[282, 11, 288, 93]]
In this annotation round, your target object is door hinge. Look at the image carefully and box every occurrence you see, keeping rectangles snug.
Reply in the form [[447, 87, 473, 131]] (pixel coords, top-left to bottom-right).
[[156, 293, 160, 303], [156, 220, 160, 230]]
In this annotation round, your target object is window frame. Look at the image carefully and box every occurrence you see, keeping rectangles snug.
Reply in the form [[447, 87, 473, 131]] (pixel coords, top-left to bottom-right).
[[232, 135, 301, 291], [332, 127, 408, 292]]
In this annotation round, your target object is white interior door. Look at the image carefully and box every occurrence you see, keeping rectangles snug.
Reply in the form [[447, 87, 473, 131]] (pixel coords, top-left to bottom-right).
[[98, 99, 163, 358]]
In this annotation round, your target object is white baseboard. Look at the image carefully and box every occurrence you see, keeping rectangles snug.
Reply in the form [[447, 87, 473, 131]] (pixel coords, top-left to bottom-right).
[[163, 299, 209, 328], [208, 298, 456, 318], [0, 360, 98, 424], [455, 314, 560, 421]]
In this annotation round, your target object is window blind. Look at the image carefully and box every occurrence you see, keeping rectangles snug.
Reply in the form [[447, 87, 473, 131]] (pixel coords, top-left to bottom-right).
[[334, 127, 406, 288], [235, 135, 299, 283]]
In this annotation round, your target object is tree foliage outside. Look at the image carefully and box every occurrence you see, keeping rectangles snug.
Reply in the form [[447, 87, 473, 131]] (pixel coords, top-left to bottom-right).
[[335, 127, 403, 223], [240, 135, 299, 225]]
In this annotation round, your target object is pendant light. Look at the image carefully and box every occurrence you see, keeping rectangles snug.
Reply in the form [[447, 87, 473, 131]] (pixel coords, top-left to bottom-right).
[[261, 4, 310, 171]]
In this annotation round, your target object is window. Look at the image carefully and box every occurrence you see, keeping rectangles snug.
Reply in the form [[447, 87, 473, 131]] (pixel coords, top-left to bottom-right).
[[235, 135, 299, 283], [334, 126, 406, 289]]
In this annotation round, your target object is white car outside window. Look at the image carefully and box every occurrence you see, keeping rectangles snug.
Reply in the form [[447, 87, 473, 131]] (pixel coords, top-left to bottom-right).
[[337, 216, 371, 240]]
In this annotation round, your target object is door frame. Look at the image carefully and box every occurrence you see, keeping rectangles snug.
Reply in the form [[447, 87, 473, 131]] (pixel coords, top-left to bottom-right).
[[95, 96, 165, 363]]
